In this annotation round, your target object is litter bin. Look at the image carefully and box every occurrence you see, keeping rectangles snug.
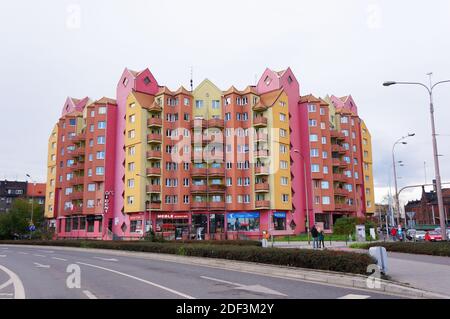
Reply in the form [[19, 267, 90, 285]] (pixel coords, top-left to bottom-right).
[[368, 246, 388, 274]]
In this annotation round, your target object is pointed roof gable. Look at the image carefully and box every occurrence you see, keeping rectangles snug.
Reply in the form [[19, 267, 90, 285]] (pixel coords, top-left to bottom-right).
[[174, 86, 191, 96], [61, 96, 89, 116], [156, 86, 174, 96], [95, 97, 117, 105], [260, 88, 284, 107], [299, 94, 321, 104], [132, 91, 156, 109]]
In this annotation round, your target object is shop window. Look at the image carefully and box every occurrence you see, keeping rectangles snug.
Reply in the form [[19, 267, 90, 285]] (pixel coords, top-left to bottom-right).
[[227, 213, 260, 232], [273, 212, 287, 230]]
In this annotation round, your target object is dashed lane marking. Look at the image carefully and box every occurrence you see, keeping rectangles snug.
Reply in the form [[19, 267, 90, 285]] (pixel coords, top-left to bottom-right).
[[51, 257, 68, 261], [338, 294, 371, 299], [82, 290, 98, 299]]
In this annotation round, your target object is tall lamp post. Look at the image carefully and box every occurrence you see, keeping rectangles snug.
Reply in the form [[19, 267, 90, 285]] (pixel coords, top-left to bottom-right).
[[136, 173, 150, 238], [384, 75, 450, 240], [25, 174, 34, 239], [292, 148, 312, 244], [392, 134, 415, 227]]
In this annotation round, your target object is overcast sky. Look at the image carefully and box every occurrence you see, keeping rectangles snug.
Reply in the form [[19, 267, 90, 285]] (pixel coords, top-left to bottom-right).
[[1, 0, 449, 205]]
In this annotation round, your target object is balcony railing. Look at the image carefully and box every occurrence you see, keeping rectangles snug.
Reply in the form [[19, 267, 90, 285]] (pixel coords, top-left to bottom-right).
[[255, 183, 269, 192], [191, 184, 207, 193], [208, 118, 224, 129], [333, 173, 346, 182], [146, 202, 161, 210], [191, 202, 208, 210], [146, 150, 162, 159], [254, 149, 269, 158], [208, 184, 226, 193], [209, 202, 225, 210], [146, 184, 161, 193], [191, 167, 207, 176], [147, 133, 162, 143], [254, 166, 269, 175], [330, 130, 345, 140], [208, 167, 225, 176], [147, 117, 163, 127], [334, 188, 347, 196], [255, 133, 268, 142], [191, 119, 207, 129], [255, 200, 270, 209], [146, 167, 161, 176], [253, 116, 268, 127]]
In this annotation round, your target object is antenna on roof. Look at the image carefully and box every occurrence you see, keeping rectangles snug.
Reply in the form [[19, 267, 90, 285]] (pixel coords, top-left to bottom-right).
[[190, 66, 194, 92]]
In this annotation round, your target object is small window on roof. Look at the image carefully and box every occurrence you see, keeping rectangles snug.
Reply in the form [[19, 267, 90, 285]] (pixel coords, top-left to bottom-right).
[[144, 76, 151, 85], [288, 76, 293, 84], [264, 76, 272, 86], [123, 77, 129, 86]]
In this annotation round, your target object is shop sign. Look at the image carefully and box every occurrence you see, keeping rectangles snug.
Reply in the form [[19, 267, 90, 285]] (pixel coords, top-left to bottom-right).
[[157, 213, 189, 219], [104, 191, 114, 214], [129, 214, 143, 221], [273, 212, 286, 218], [227, 212, 260, 219]]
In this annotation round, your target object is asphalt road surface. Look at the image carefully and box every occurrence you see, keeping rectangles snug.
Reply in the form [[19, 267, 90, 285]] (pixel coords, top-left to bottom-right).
[[0, 245, 401, 299]]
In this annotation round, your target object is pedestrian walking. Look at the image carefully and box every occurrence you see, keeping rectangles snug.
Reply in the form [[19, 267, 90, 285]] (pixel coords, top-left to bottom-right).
[[318, 229, 325, 249], [390, 227, 397, 241], [311, 225, 319, 249]]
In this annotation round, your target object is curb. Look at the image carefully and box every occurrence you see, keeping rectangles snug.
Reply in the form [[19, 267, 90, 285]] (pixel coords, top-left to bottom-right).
[[2, 244, 449, 299]]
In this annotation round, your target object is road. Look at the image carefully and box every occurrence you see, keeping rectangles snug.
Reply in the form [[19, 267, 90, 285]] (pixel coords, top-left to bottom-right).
[[0, 245, 400, 299]]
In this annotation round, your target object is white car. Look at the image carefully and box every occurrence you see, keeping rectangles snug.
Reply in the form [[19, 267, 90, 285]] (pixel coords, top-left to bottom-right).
[[414, 230, 426, 241]]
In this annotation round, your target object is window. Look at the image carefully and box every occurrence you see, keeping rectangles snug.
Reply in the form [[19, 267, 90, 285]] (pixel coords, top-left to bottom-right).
[[98, 121, 106, 129], [280, 113, 286, 121], [69, 118, 76, 126], [97, 136, 106, 144], [322, 196, 331, 205], [127, 179, 135, 188], [310, 148, 319, 157], [65, 187, 73, 195], [129, 115, 136, 123], [341, 116, 348, 124], [308, 104, 316, 112], [281, 177, 289, 185], [321, 181, 329, 189], [128, 130, 135, 139], [88, 154, 93, 161], [212, 100, 220, 109], [322, 151, 328, 159], [280, 128, 287, 137], [87, 184, 96, 192], [311, 164, 320, 173], [195, 100, 204, 108], [282, 194, 289, 203], [310, 134, 318, 142], [96, 166, 104, 175], [321, 136, 327, 144], [309, 119, 317, 127], [98, 107, 106, 114], [87, 199, 95, 208], [320, 108, 326, 115], [323, 166, 329, 174], [184, 98, 190, 106], [96, 151, 105, 159], [227, 213, 260, 232], [280, 160, 288, 169], [320, 122, 326, 129], [144, 76, 151, 85], [127, 196, 134, 205]]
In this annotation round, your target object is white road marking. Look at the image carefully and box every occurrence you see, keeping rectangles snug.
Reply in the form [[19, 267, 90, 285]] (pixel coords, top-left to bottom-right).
[[0, 279, 13, 290], [0, 247, 8, 250], [51, 257, 68, 261], [77, 261, 195, 299], [0, 264, 26, 299], [33, 262, 50, 269], [33, 254, 46, 257], [0, 255, 6, 258], [339, 294, 371, 299], [18, 252, 29, 255], [93, 257, 118, 262], [0, 293, 13, 296], [82, 290, 98, 299], [200, 276, 287, 296]]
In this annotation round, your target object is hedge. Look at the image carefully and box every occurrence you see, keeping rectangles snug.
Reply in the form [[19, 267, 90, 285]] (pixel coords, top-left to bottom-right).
[[351, 242, 450, 257], [0, 240, 375, 275]]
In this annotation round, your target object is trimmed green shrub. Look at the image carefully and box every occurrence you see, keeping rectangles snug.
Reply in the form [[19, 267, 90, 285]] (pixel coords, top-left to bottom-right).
[[352, 242, 450, 257], [0, 240, 375, 275]]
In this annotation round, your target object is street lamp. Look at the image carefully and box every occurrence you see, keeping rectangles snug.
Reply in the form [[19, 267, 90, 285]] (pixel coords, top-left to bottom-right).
[[292, 148, 312, 244], [392, 134, 414, 227], [25, 174, 34, 240], [384, 75, 450, 240], [136, 173, 150, 238]]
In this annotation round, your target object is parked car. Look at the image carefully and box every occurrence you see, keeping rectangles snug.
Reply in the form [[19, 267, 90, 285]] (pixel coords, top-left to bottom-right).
[[434, 227, 450, 238], [425, 231, 443, 242], [414, 230, 426, 241]]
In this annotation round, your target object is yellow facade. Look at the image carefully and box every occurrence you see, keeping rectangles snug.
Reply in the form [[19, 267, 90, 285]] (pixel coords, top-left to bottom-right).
[[254, 91, 292, 211], [192, 79, 223, 120], [45, 124, 58, 218], [124, 93, 151, 213], [361, 120, 375, 214]]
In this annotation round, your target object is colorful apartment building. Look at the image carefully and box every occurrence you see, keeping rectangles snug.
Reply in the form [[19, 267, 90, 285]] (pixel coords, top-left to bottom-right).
[[45, 67, 374, 239]]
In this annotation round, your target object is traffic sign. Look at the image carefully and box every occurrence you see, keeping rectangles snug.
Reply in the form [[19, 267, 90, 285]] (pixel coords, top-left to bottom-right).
[[28, 225, 36, 232]]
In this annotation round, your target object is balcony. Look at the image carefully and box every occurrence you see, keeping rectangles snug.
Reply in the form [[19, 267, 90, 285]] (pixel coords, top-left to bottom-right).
[[191, 167, 207, 176], [191, 119, 207, 129], [70, 148, 85, 157], [146, 167, 161, 176], [208, 167, 225, 177], [331, 145, 346, 154], [333, 173, 346, 182], [147, 117, 163, 127], [254, 149, 269, 158], [146, 150, 162, 159], [335, 203, 348, 211], [330, 130, 345, 140], [254, 166, 269, 175], [71, 163, 85, 171], [255, 133, 268, 142], [69, 191, 83, 200], [71, 176, 84, 185], [208, 118, 224, 129], [71, 206, 83, 214], [146, 184, 161, 193], [191, 134, 208, 145], [72, 133, 86, 143], [253, 116, 268, 127], [148, 102, 163, 112], [255, 200, 270, 209], [253, 103, 268, 112], [209, 202, 225, 210], [255, 183, 269, 192], [334, 188, 347, 196], [311, 172, 323, 180], [91, 174, 105, 182], [191, 184, 207, 193], [339, 160, 349, 168], [191, 202, 208, 210], [146, 202, 161, 210], [147, 133, 162, 143], [208, 184, 226, 193], [332, 158, 341, 167]]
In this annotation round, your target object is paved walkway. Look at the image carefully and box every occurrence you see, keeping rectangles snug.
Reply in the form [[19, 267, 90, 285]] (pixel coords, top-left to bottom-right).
[[272, 241, 450, 297]]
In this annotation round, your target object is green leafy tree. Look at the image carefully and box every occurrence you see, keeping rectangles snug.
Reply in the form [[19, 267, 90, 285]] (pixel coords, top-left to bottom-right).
[[332, 216, 358, 237], [0, 199, 44, 239]]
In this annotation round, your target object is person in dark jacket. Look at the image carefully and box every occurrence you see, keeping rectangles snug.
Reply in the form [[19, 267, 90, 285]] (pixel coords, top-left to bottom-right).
[[311, 225, 319, 249], [318, 229, 325, 249]]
